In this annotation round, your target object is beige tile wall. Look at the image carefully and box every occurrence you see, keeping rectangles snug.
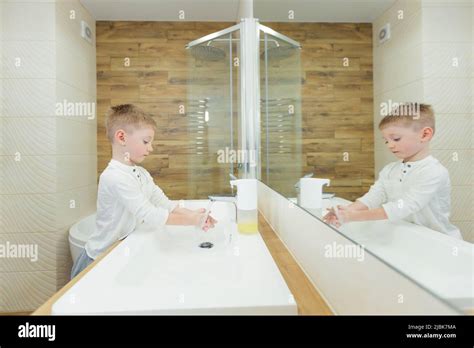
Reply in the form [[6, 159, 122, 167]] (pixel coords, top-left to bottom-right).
[[0, 0, 97, 313], [373, 0, 424, 173], [421, 0, 473, 242], [373, 0, 473, 242]]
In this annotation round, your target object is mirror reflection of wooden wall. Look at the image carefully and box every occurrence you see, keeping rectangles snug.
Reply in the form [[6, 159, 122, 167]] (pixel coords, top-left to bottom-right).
[[264, 23, 374, 201]]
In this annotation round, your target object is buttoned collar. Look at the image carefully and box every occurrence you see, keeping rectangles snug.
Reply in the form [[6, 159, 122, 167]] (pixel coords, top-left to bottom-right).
[[401, 155, 434, 168], [109, 159, 139, 173]]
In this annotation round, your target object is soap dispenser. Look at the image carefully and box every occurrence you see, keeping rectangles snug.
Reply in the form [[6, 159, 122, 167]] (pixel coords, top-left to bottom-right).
[[298, 178, 330, 214], [230, 179, 258, 234]]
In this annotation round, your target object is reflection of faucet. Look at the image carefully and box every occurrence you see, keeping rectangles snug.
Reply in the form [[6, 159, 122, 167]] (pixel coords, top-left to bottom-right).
[[208, 194, 237, 222], [229, 173, 237, 195], [295, 172, 314, 189]]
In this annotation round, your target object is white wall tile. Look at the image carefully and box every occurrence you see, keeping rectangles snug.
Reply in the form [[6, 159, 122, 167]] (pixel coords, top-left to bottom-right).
[[374, 79, 425, 110], [1, 0, 98, 313], [56, 117, 97, 155], [0, 117, 5, 155], [0, 155, 57, 194], [422, 4, 472, 42], [0, 41, 56, 79], [77, 184, 98, 218], [374, 43, 423, 94], [377, 10, 423, 58], [422, 0, 473, 5], [0, 271, 57, 312], [451, 185, 473, 221], [56, 155, 97, 192], [56, 0, 96, 50], [454, 221, 473, 242], [0, 193, 57, 233], [56, 0, 96, 95], [0, 117, 98, 156], [55, 80, 97, 124], [0, 117, 56, 155], [424, 78, 472, 114], [1, 0, 56, 2], [374, 78, 425, 102], [0, 232, 60, 272], [0, 2, 3, 41], [1, 2, 55, 41], [374, 149, 393, 179], [1, 78, 56, 117], [422, 42, 472, 78], [55, 186, 97, 230], [431, 149, 473, 186], [373, 121, 386, 150], [0, 81, 3, 117], [373, 0, 422, 42], [0, 187, 96, 234], [431, 114, 473, 149], [56, 42, 97, 96]]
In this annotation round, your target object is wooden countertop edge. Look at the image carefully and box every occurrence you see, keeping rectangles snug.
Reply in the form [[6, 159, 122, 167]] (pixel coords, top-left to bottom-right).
[[32, 240, 122, 316]]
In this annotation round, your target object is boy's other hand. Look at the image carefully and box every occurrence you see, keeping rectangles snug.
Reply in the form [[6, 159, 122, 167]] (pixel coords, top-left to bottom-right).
[[323, 205, 349, 227], [202, 214, 217, 232], [194, 211, 218, 231], [323, 208, 340, 227]]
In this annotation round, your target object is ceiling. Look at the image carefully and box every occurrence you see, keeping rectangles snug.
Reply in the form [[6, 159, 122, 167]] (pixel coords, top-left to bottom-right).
[[80, 0, 397, 22], [79, 0, 241, 21], [254, 0, 397, 22]]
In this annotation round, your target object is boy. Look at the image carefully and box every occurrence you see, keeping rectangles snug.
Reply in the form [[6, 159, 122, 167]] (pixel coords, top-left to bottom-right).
[[324, 103, 462, 240], [71, 104, 216, 279]]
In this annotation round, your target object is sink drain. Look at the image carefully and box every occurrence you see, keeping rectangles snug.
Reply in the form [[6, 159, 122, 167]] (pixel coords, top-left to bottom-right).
[[199, 242, 214, 249]]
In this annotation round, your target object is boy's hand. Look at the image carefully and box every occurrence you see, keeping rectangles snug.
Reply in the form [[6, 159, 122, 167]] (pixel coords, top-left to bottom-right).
[[323, 208, 340, 227], [323, 205, 351, 227], [194, 211, 217, 231], [201, 214, 217, 232]]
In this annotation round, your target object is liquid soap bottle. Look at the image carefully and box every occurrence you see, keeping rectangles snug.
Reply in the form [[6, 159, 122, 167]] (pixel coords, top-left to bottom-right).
[[230, 179, 258, 234], [298, 178, 330, 217]]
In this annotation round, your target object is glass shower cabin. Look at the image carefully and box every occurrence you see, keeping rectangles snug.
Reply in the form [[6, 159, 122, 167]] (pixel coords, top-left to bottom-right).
[[185, 19, 303, 198]]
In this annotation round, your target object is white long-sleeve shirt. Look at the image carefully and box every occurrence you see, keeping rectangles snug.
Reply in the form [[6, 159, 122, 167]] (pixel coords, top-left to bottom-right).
[[357, 155, 462, 239], [85, 159, 176, 259]]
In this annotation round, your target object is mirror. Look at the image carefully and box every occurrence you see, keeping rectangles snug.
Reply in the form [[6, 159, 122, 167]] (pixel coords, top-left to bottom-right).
[[256, 0, 473, 314]]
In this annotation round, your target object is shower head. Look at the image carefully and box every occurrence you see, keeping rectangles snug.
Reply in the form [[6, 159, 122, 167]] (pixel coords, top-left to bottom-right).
[[190, 44, 226, 61]]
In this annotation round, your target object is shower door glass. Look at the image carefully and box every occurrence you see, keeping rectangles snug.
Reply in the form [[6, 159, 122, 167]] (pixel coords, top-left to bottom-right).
[[260, 31, 304, 196], [185, 29, 240, 198]]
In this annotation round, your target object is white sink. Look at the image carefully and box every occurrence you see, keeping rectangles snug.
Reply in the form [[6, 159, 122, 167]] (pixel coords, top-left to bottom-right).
[[292, 196, 474, 311], [52, 200, 297, 315]]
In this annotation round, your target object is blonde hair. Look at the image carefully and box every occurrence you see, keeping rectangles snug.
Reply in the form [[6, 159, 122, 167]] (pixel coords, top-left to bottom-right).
[[105, 104, 157, 142], [378, 103, 435, 134]]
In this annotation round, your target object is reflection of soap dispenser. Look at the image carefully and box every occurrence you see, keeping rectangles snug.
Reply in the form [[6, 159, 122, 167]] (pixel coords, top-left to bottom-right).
[[230, 179, 258, 234], [299, 178, 330, 209]]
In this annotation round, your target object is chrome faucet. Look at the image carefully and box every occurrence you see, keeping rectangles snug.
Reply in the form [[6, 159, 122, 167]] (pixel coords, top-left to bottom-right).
[[208, 173, 239, 221], [208, 194, 237, 222]]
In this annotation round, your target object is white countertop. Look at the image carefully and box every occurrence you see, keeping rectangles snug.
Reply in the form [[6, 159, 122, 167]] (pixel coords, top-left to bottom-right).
[[52, 200, 297, 315]]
